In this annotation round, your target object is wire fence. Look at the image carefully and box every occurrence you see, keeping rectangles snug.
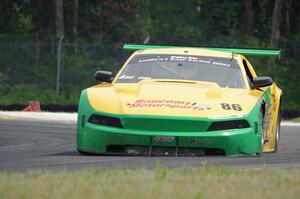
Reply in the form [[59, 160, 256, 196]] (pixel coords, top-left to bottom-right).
[[0, 40, 299, 108], [0, 41, 126, 103]]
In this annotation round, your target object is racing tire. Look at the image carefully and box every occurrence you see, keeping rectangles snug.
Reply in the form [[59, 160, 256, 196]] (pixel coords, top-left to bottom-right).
[[260, 107, 265, 152], [274, 103, 282, 152], [77, 149, 92, 155]]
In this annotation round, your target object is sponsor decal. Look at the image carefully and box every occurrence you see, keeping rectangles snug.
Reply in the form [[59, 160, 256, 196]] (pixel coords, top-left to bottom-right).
[[190, 137, 215, 145], [119, 75, 151, 80], [262, 98, 272, 132], [153, 136, 174, 142], [128, 99, 211, 111], [118, 75, 135, 79], [133, 55, 232, 67], [114, 134, 136, 141], [263, 103, 272, 132], [271, 94, 276, 112]]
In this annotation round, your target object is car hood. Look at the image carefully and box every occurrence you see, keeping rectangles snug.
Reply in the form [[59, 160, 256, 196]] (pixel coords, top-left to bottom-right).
[[86, 81, 264, 118]]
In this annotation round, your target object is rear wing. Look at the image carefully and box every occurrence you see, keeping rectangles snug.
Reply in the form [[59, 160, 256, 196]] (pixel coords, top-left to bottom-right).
[[123, 44, 281, 57]]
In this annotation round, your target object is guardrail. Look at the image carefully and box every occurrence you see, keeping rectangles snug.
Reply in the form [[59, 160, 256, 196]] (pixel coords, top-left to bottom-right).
[[0, 104, 77, 112]]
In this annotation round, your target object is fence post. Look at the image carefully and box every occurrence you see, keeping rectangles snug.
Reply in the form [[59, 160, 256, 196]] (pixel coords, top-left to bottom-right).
[[56, 36, 64, 95]]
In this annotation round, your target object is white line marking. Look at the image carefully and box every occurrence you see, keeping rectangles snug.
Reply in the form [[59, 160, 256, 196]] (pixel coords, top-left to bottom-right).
[[281, 121, 300, 127], [0, 111, 77, 123]]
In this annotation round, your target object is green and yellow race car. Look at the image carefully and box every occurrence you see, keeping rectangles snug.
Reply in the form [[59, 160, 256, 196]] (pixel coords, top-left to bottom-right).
[[76, 44, 282, 156]]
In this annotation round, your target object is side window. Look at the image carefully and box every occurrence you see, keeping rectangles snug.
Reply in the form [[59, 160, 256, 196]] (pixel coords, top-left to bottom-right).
[[242, 59, 253, 85]]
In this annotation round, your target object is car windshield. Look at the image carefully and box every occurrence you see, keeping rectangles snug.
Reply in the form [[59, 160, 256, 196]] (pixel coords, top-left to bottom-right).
[[116, 54, 245, 88]]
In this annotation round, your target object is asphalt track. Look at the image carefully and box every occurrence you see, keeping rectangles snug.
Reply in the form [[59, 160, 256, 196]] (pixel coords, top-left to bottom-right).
[[0, 119, 299, 171]]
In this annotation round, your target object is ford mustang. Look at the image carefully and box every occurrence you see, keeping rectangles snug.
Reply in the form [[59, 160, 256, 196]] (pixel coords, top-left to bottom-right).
[[77, 44, 282, 156]]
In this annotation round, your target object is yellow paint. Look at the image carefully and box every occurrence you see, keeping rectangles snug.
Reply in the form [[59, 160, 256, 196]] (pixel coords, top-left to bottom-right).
[[87, 48, 282, 152], [87, 80, 263, 118], [264, 83, 282, 152]]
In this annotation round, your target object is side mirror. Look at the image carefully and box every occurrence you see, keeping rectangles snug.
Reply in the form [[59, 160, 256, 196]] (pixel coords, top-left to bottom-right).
[[95, 71, 113, 83], [252, 76, 273, 88]]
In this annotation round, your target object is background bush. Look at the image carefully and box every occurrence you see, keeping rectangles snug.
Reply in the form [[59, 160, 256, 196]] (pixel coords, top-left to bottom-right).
[[0, 0, 299, 109]]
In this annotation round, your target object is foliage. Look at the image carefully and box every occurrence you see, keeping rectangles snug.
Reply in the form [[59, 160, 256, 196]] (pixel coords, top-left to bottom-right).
[[0, 0, 299, 109]]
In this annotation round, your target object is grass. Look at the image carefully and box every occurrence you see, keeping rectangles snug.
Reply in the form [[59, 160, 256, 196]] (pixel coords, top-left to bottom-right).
[[0, 166, 300, 199], [291, 117, 300, 123]]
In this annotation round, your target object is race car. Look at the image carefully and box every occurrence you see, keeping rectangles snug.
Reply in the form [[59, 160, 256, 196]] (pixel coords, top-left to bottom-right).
[[77, 44, 282, 156]]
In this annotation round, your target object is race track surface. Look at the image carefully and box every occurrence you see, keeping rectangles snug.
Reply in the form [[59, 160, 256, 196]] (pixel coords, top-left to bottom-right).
[[0, 119, 299, 171]]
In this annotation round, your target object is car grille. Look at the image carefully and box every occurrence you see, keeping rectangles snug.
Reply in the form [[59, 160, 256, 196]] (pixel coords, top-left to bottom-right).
[[106, 145, 225, 156]]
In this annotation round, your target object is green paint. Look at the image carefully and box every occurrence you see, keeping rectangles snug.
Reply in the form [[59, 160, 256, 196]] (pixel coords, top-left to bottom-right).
[[123, 44, 281, 56], [264, 87, 272, 105], [77, 90, 265, 156]]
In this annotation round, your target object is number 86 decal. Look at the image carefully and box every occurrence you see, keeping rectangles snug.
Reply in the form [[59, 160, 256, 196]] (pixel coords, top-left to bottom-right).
[[221, 103, 242, 111]]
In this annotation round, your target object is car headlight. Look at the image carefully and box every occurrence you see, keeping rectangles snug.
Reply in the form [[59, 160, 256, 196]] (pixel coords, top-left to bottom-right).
[[88, 114, 123, 128], [207, 120, 250, 131]]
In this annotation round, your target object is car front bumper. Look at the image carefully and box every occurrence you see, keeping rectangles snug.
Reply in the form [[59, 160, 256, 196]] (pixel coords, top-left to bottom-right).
[[77, 90, 264, 156], [77, 121, 262, 156]]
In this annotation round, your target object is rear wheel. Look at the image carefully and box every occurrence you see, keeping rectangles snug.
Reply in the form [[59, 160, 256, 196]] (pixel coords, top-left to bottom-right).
[[274, 104, 282, 152]]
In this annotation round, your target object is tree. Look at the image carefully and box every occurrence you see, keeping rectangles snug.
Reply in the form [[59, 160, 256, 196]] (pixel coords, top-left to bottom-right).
[[34, 0, 55, 64], [73, 0, 78, 52], [54, 0, 64, 95], [283, 0, 291, 34], [54, 0, 64, 39], [244, 0, 254, 35], [270, 0, 284, 46]]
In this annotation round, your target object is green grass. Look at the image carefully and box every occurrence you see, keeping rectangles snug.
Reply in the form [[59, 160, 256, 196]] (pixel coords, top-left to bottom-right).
[[0, 166, 300, 199], [291, 117, 300, 123]]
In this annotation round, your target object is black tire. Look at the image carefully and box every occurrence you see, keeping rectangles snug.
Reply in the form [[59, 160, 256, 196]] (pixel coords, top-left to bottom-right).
[[77, 149, 93, 155], [274, 103, 282, 152]]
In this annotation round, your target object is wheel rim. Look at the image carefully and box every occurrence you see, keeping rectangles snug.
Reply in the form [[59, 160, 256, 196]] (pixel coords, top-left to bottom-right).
[[260, 109, 265, 152], [275, 117, 280, 151], [261, 131, 264, 146]]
